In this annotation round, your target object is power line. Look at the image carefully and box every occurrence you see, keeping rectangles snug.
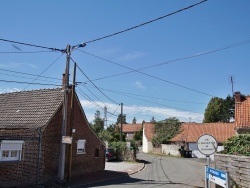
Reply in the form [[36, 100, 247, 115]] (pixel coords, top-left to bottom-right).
[[83, 84, 206, 104], [77, 49, 214, 97], [78, 39, 250, 98], [84, 0, 207, 44], [0, 68, 62, 81], [0, 79, 61, 86], [76, 88, 119, 117], [0, 38, 64, 52], [0, 50, 56, 54], [0, 72, 61, 84], [73, 58, 120, 105]]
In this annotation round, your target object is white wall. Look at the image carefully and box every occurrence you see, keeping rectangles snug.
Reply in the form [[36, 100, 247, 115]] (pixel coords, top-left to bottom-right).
[[142, 127, 153, 153], [161, 144, 181, 156]]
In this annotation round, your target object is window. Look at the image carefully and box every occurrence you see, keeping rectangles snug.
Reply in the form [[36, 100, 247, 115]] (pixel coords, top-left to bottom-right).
[[77, 140, 86, 154], [0, 140, 24, 162], [95, 148, 99, 158]]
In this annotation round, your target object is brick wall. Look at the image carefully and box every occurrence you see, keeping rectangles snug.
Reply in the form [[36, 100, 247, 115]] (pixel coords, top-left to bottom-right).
[[0, 91, 105, 187], [0, 129, 40, 187], [235, 95, 250, 128]]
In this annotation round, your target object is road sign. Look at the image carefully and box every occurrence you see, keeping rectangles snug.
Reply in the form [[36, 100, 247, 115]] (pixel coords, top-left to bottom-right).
[[206, 167, 229, 188], [197, 134, 218, 155]]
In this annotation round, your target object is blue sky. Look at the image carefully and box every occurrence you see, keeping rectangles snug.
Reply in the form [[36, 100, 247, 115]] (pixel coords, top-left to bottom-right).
[[1, 1, 250, 125]]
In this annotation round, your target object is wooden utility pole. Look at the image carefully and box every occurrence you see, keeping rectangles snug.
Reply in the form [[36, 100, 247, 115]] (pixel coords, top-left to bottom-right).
[[67, 62, 76, 181], [120, 103, 123, 141], [58, 44, 71, 181]]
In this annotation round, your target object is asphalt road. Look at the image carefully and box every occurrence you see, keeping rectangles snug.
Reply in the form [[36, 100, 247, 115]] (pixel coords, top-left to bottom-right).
[[87, 153, 207, 188]]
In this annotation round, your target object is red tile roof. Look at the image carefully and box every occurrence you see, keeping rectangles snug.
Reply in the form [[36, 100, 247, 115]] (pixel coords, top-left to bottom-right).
[[171, 123, 236, 143], [116, 124, 142, 133], [143, 122, 154, 141], [235, 95, 250, 128]]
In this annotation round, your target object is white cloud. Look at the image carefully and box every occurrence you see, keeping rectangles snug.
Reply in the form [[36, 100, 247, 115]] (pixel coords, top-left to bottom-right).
[[79, 100, 204, 124], [118, 51, 145, 61], [135, 81, 146, 90]]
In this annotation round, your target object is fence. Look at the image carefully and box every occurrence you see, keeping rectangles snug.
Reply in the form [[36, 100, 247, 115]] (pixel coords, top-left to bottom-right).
[[214, 153, 250, 188]]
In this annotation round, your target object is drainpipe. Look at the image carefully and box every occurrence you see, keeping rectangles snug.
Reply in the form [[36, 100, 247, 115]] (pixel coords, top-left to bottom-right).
[[36, 127, 42, 184]]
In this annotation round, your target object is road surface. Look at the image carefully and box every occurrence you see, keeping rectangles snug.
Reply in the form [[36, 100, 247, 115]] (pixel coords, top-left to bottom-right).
[[86, 153, 207, 188]]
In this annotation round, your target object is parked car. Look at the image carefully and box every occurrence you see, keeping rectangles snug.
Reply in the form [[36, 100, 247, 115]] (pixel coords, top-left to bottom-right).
[[105, 148, 116, 162]]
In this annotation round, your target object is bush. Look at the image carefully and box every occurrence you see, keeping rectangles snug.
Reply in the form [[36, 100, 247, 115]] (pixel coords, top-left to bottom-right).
[[222, 134, 250, 156], [109, 141, 127, 160]]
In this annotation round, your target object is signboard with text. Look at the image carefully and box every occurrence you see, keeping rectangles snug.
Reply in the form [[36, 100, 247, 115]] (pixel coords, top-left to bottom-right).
[[197, 134, 218, 155], [206, 167, 229, 188]]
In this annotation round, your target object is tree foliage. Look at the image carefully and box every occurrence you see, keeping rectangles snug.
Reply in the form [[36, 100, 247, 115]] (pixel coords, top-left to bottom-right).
[[91, 110, 104, 134], [134, 126, 143, 141], [222, 134, 250, 156], [116, 114, 127, 124], [203, 95, 234, 123], [152, 117, 181, 147], [132, 117, 136, 124]]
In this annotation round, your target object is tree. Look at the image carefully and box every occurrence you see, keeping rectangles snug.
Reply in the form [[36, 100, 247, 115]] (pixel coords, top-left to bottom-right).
[[116, 114, 127, 124], [134, 126, 143, 141], [132, 117, 136, 124], [91, 110, 104, 134], [203, 95, 234, 123], [152, 117, 181, 147]]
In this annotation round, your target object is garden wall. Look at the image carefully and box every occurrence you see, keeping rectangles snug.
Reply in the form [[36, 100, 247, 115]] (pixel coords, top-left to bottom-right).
[[214, 153, 250, 188], [161, 144, 180, 156]]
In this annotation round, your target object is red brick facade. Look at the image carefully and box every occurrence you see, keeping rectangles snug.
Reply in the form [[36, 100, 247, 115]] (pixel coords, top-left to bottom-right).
[[234, 92, 250, 128], [0, 91, 105, 187]]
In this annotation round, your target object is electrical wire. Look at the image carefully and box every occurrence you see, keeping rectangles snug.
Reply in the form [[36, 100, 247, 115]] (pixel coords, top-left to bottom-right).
[[0, 72, 61, 85], [0, 51, 56, 54], [83, 84, 206, 104], [0, 79, 61, 86], [0, 38, 64, 52], [77, 49, 214, 97], [0, 68, 62, 81], [84, 0, 207, 44], [76, 88, 119, 117], [72, 58, 120, 105]]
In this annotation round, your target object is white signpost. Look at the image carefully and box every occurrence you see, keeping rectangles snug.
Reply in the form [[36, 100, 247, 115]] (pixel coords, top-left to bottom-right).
[[197, 134, 218, 156], [197, 134, 230, 188]]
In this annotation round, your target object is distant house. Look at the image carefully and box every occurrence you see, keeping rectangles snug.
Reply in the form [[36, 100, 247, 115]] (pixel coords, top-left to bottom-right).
[[234, 91, 250, 133], [142, 122, 154, 153], [170, 122, 236, 160], [117, 123, 142, 141], [0, 88, 105, 187]]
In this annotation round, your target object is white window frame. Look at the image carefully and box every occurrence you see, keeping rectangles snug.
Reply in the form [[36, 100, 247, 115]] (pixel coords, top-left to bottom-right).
[[0, 140, 24, 162], [77, 140, 86, 154]]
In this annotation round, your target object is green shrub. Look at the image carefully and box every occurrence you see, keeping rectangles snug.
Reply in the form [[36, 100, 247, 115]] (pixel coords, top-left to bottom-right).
[[109, 141, 127, 160], [222, 134, 250, 156]]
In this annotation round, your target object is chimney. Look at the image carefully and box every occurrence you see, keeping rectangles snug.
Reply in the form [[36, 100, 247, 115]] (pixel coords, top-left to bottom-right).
[[62, 73, 66, 90], [234, 91, 241, 103]]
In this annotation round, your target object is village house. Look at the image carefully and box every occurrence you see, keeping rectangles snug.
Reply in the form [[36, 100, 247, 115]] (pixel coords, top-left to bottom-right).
[[0, 87, 105, 187], [142, 91, 250, 158], [116, 123, 142, 141], [142, 122, 154, 153]]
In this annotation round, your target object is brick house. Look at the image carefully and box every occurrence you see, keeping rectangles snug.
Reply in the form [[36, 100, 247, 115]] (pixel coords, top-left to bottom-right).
[[0, 88, 105, 187], [142, 122, 154, 153]]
